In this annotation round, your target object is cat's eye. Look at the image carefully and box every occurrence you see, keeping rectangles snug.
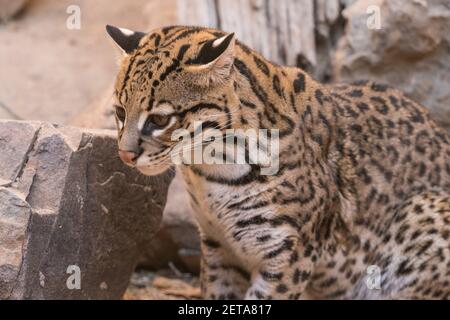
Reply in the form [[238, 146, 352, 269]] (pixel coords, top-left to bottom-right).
[[142, 114, 172, 136], [115, 105, 126, 123], [149, 114, 170, 128]]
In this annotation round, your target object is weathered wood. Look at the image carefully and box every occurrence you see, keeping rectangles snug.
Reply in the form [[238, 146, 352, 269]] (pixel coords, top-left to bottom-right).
[[176, 0, 218, 27], [176, 0, 317, 67]]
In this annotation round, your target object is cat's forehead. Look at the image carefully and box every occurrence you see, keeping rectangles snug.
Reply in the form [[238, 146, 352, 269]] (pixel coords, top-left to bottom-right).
[[113, 26, 230, 107], [147, 26, 225, 46], [114, 27, 205, 79], [138, 26, 225, 58], [114, 50, 181, 108]]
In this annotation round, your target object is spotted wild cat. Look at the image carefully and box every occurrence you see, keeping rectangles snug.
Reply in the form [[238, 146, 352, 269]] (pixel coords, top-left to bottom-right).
[[106, 25, 450, 299]]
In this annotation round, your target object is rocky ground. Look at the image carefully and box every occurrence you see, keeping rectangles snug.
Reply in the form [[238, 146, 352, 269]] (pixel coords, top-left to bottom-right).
[[124, 269, 200, 300]]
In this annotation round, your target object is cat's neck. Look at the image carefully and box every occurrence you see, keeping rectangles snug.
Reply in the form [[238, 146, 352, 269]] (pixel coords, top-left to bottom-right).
[[182, 49, 339, 184]]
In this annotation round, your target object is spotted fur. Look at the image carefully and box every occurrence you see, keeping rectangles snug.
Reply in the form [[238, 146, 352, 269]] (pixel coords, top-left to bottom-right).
[[107, 25, 450, 299]]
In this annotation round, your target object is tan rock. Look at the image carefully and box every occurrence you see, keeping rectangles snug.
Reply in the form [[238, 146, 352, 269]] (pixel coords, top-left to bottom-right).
[[333, 0, 450, 131], [0, 0, 28, 21]]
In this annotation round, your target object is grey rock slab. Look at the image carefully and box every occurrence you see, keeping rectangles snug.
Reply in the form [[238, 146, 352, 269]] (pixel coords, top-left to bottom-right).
[[0, 120, 174, 299]]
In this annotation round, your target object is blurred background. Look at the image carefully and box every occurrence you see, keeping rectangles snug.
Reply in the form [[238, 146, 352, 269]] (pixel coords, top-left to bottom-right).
[[1, 0, 449, 299]]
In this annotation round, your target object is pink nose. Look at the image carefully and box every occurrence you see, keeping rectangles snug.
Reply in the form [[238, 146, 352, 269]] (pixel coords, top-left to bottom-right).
[[119, 150, 138, 165]]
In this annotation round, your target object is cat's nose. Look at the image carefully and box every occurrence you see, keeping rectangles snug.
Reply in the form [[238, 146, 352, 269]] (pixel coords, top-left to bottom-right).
[[118, 149, 138, 165]]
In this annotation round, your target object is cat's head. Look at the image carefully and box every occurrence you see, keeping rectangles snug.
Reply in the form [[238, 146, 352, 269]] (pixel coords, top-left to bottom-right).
[[106, 25, 239, 176]]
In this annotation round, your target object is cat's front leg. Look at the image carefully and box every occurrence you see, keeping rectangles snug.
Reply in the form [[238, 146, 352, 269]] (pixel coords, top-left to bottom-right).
[[244, 236, 315, 300], [200, 238, 250, 300]]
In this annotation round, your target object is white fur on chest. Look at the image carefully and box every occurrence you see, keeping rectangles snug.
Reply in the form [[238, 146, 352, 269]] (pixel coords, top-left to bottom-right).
[[182, 168, 246, 233], [180, 164, 252, 224], [180, 165, 278, 268]]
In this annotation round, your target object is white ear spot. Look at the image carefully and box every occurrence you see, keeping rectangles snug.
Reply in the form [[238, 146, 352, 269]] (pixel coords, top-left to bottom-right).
[[212, 35, 228, 48], [118, 27, 135, 36], [117, 120, 124, 131]]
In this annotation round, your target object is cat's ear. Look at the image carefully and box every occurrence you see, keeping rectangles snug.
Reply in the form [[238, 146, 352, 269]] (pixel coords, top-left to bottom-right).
[[185, 33, 236, 86], [106, 25, 146, 54]]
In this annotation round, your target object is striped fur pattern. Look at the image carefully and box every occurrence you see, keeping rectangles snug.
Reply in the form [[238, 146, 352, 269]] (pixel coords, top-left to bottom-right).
[[108, 25, 450, 299]]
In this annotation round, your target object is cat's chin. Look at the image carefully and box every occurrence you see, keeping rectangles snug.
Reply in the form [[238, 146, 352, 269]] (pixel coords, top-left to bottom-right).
[[136, 164, 171, 176]]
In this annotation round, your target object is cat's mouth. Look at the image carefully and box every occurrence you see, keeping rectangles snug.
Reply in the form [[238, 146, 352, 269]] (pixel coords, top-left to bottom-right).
[[130, 142, 174, 176], [134, 153, 173, 176]]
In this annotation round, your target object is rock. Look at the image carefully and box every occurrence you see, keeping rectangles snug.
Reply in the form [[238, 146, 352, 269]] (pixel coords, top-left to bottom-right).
[[70, 86, 116, 130], [0, 120, 174, 299], [0, 0, 28, 22], [137, 171, 200, 274], [333, 0, 450, 132]]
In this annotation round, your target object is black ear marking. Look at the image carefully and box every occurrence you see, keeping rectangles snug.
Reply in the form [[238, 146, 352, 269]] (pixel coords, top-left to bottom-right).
[[106, 25, 146, 54], [186, 33, 235, 65]]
